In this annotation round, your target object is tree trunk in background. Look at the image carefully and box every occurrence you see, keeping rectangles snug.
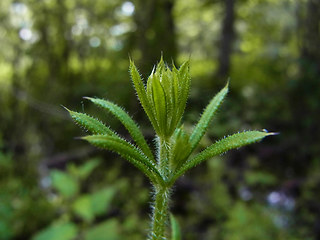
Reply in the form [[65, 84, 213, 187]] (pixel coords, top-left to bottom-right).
[[216, 0, 236, 81], [132, 0, 177, 75], [293, 1, 320, 237], [293, 0, 320, 151], [300, 0, 320, 67]]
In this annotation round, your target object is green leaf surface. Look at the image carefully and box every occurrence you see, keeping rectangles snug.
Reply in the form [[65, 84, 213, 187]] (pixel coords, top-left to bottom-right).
[[173, 131, 272, 183], [161, 70, 174, 133], [175, 61, 190, 126], [130, 60, 159, 133], [169, 66, 180, 133], [169, 127, 192, 171], [189, 82, 229, 152], [72, 187, 116, 222], [151, 74, 167, 136], [32, 222, 77, 240], [170, 214, 181, 240], [82, 135, 163, 184], [84, 97, 154, 162], [75, 158, 101, 179], [72, 195, 93, 222], [91, 188, 116, 216], [50, 170, 79, 198], [84, 219, 119, 240], [66, 109, 115, 136]]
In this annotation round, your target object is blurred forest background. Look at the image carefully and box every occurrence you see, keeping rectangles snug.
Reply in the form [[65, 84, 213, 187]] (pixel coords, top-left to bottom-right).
[[0, 0, 319, 239]]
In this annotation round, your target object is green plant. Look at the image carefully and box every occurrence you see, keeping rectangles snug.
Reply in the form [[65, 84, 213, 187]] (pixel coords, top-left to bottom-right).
[[66, 57, 274, 240], [31, 159, 121, 240]]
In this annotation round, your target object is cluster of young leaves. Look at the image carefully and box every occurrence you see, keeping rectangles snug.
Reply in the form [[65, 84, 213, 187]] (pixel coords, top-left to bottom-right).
[[66, 58, 273, 187]]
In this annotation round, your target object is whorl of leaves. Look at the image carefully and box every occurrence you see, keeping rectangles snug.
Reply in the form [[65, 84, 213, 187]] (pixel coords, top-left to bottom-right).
[[66, 58, 273, 187]]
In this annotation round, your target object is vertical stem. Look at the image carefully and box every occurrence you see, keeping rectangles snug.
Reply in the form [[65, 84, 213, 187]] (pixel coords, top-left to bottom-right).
[[149, 137, 171, 239], [149, 185, 171, 240], [158, 138, 169, 178]]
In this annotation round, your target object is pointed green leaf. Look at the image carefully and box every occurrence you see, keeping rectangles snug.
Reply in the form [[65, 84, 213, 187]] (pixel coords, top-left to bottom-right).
[[170, 214, 181, 240], [85, 218, 120, 240], [152, 74, 167, 137], [146, 73, 159, 131], [66, 108, 116, 136], [169, 127, 192, 172], [174, 61, 190, 128], [84, 98, 155, 163], [189, 82, 229, 152], [130, 60, 159, 133], [75, 158, 101, 180], [156, 56, 166, 75], [91, 187, 115, 216], [84, 219, 120, 240], [172, 131, 272, 184], [161, 70, 174, 134], [178, 61, 190, 100], [146, 68, 155, 98], [169, 65, 180, 133], [72, 187, 116, 222], [72, 195, 94, 222], [32, 222, 77, 240], [82, 135, 163, 184], [51, 170, 79, 198]]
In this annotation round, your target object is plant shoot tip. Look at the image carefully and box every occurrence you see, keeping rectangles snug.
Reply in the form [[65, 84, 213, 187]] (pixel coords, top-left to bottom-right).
[[267, 132, 280, 136], [61, 105, 70, 112]]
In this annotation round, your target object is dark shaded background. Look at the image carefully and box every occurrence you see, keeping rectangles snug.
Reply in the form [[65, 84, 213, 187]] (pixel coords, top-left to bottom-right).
[[0, 0, 319, 239]]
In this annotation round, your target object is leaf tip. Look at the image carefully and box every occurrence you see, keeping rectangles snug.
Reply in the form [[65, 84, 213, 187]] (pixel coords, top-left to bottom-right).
[[61, 105, 71, 112], [226, 78, 230, 88], [83, 96, 94, 101], [267, 132, 280, 136], [262, 129, 279, 136], [129, 58, 135, 66], [160, 52, 164, 62]]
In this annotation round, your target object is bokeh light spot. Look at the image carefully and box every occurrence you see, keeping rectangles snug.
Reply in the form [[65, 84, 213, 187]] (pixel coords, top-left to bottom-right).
[[121, 1, 135, 16], [19, 28, 32, 41], [89, 37, 101, 48]]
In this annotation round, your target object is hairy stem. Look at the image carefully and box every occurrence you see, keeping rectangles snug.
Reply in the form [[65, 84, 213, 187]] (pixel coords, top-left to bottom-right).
[[158, 138, 169, 179], [148, 137, 171, 239], [149, 185, 171, 240]]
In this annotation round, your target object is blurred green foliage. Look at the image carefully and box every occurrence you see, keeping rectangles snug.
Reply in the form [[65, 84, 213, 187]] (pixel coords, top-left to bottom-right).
[[0, 0, 319, 239], [31, 159, 122, 240]]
